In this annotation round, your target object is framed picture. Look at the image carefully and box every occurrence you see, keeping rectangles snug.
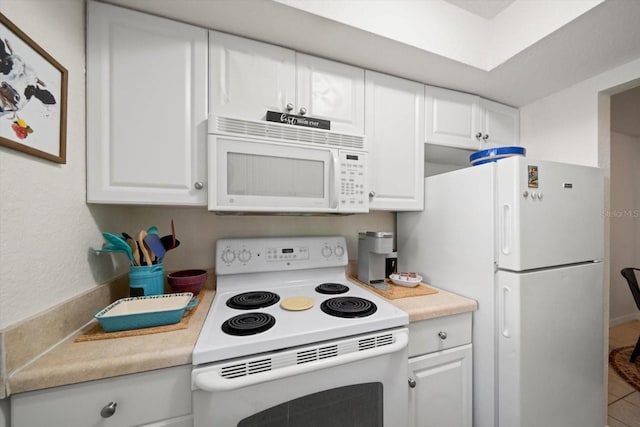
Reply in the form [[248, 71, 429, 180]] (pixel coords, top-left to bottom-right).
[[0, 13, 68, 164]]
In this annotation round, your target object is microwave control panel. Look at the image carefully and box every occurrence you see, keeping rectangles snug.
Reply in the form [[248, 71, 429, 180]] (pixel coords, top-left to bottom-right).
[[338, 151, 368, 213]]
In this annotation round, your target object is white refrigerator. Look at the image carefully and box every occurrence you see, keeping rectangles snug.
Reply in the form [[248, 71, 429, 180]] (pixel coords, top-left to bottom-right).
[[397, 156, 605, 427]]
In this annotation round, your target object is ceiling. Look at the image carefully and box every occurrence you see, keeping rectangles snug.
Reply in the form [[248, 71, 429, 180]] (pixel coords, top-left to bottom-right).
[[443, 0, 515, 19], [102, 0, 640, 108]]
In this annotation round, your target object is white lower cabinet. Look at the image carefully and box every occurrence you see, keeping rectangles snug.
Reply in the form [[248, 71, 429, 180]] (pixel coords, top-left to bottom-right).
[[10, 366, 192, 427], [408, 313, 472, 427]]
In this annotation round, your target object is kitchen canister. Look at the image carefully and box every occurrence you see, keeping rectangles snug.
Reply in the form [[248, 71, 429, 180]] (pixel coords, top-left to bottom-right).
[[128, 263, 165, 297]]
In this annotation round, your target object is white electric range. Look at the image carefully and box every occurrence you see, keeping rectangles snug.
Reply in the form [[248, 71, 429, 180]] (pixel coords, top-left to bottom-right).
[[191, 236, 410, 427], [193, 235, 408, 364]]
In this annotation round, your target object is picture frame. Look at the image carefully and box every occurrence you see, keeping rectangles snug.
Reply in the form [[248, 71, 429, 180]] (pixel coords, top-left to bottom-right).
[[0, 13, 68, 164]]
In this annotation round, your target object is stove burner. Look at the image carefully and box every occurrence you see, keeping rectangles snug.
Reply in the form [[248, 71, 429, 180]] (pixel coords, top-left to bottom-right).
[[221, 312, 276, 336], [315, 282, 349, 294], [226, 291, 280, 310], [320, 297, 378, 318]]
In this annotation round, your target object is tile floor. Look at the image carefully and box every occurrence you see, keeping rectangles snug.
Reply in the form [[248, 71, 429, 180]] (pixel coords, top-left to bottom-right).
[[608, 320, 640, 427]]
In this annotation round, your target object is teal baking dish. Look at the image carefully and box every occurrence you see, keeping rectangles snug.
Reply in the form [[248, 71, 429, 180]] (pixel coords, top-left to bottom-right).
[[94, 292, 197, 332]]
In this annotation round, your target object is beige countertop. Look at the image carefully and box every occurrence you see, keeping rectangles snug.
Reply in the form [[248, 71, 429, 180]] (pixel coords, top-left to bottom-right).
[[7, 279, 476, 396], [349, 278, 478, 322]]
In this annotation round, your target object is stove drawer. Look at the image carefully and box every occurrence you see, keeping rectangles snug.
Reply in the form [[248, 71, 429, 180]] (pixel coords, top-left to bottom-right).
[[408, 312, 472, 357]]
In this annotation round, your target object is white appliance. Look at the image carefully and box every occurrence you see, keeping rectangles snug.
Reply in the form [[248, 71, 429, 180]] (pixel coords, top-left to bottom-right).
[[397, 156, 605, 427], [208, 115, 368, 213], [192, 236, 409, 427]]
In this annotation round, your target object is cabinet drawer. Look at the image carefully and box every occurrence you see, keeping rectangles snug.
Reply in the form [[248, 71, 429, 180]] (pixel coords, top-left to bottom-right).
[[11, 365, 192, 427], [408, 312, 472, 357]]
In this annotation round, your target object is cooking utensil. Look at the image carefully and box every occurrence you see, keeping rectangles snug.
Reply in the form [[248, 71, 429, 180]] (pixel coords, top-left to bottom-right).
[[144, 233, 166, 262], [160, 236, 180, 251], [170, 219, 176, 248], [102, 232, 133, 262], [147, 225, 159, 235], [137, 230, 153, 266], [126, 238, 140, 266]]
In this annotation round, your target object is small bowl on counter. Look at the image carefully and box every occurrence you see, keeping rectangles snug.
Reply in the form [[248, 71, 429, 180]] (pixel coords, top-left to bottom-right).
[[389, 272, 422, 288], [167, 269, 208, 294]]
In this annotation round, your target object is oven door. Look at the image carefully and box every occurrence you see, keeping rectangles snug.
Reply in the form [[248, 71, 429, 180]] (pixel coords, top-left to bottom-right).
[[192, 328, 408, 427]]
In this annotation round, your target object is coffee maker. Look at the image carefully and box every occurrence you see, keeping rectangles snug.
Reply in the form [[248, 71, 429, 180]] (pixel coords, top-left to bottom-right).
[[358, 231, 397, 285]]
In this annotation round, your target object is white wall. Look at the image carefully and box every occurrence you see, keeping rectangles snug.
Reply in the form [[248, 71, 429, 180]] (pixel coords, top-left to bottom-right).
[[609, 131, 640, 325], [0, 0, 105, 329]]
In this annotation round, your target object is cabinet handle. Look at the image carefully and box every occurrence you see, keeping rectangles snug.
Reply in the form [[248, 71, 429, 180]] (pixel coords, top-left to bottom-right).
[[100, 401, 117, 418], [194, 182, 204, 190], [438, 331, 448, 340], [408, 378, 417, 388], [482, 134, 489, 141], [475, 132, 483, 139], [299, 107, 307, 115], [286, 103, 294, 112], [369, 191, 376, 198]]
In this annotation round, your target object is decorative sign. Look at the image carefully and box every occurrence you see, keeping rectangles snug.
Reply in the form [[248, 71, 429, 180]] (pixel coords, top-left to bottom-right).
[[266, 111, 330, 130], [0, 13, 68, 164], [528, 165, 539, 188]]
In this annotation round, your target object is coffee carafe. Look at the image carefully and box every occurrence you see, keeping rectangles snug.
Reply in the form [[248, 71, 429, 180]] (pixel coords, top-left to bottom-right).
[[358, 231, 397, 285]]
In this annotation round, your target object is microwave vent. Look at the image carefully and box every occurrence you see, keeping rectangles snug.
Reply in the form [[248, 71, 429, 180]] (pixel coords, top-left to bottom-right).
[[212, 116, 365, 151]]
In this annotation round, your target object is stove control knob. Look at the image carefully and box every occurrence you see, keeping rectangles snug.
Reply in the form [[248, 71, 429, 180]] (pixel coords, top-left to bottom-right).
[[238, 249, 252, 264], [221, 249, 236, 264], [334, 244, 345, 258], [321, 245, 332, 258]]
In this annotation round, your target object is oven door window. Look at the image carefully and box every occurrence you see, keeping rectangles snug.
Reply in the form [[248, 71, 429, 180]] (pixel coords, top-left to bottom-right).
[[238, 383, 383, 427]]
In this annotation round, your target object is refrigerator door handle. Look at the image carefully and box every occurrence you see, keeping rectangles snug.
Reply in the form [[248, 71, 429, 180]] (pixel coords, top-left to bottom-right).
[[500, 285, 511, 338], [501, 204, 512, 255]]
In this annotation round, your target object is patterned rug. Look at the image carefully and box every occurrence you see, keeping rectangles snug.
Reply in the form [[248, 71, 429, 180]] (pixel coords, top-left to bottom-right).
[[609, 346, 640, 392]]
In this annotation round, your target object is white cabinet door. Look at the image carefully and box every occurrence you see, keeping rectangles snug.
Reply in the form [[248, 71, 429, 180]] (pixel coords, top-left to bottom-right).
[[425, 86, 519, 150], [11, 366, 192, 427], [86, 1, 208, 205], [296, 54, 365, 135], [365, 71, 424, 211], [425, 86, 481, 149], [479, 98, 520, 148], [209, 30, 295, 121], [408, 344, 473, 427], [209, 32, 364, 135]]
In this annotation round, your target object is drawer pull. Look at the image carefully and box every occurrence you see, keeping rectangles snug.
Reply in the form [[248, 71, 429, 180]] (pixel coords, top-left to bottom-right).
[[408, 378, 417, 388], [438, 331, 448, 340], [100, 401, 117, 418]]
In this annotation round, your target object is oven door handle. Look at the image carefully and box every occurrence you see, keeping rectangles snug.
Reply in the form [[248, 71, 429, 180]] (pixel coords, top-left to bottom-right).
[[193, 331, 408, 392]]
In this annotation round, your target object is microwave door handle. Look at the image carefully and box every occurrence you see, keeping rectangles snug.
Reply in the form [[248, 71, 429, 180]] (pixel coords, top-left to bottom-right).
[[330, 151, 339, 209]]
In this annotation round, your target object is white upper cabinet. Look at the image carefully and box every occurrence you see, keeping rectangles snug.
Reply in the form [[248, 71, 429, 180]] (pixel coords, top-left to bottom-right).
[[209, 31, 295, 121], [365, 71, 424, 211], [479, 97, 520, 148], [296, 54, 365, 135], [425, 85, 519, 150], [87, 1, 208, 205], [209, 31, 365, 135]]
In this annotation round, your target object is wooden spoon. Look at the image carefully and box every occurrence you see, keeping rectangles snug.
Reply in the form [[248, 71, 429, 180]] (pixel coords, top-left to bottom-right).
[[126, 237, 140, 266], [137, 230, 152, 266]]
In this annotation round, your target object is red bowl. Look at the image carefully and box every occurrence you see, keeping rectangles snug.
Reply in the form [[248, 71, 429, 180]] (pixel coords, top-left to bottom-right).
[[167, 269, 208, 294]]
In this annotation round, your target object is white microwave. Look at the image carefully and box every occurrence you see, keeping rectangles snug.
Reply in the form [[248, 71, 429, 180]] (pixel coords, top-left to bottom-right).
[[208, 116, 368, 214]]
